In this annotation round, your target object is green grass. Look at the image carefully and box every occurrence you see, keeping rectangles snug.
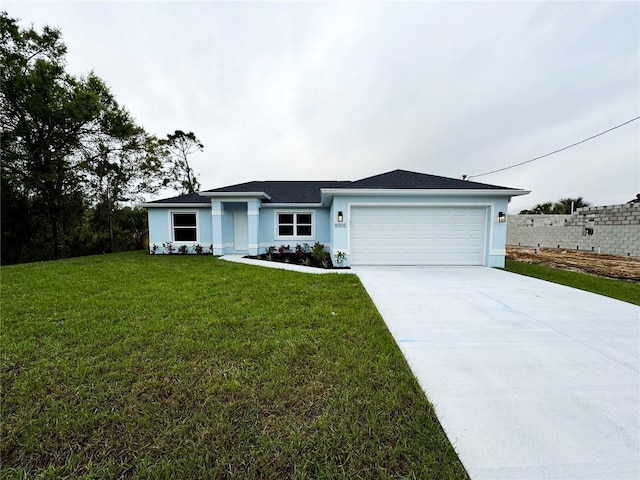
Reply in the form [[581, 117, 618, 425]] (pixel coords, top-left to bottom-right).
[[1, 251, 467, 479], [505, 259, 640, 306]]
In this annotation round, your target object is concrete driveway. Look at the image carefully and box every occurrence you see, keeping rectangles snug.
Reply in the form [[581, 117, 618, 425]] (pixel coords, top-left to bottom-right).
[[354, 266, 639, 480]]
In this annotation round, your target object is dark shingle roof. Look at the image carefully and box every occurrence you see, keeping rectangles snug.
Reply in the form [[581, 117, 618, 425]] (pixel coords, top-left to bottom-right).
[[148, 192, 210, 204], [147, 170, 518, 205], [205, 181, 348, 203], [341, 169, 513, 190]]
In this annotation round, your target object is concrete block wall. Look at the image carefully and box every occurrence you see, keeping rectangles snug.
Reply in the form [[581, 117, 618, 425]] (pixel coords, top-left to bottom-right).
[[507, 203, 640, 257]]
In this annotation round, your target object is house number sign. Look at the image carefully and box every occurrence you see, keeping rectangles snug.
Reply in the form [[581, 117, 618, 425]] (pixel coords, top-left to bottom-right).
[[334, 222, 347, 228]]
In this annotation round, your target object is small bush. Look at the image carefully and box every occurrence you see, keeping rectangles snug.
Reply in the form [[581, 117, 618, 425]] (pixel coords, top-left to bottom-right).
[[312, 242, 330, 268], [265, 246, 276, 261]]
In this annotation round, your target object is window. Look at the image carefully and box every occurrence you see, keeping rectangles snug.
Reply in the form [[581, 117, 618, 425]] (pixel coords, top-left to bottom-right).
[[172, 212, 197, 242], [277, 212, 313, 238]]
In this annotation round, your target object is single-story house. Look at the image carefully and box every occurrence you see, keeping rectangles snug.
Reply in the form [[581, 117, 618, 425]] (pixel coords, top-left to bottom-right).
[[141, 169, 529, 267]]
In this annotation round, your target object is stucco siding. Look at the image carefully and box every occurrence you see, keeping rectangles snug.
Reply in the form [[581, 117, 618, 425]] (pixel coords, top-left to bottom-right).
[[148, 209, 170, 250], [199, 210, 213, 245], [258, 208, 275, 248], [314, 208, 332, 244]]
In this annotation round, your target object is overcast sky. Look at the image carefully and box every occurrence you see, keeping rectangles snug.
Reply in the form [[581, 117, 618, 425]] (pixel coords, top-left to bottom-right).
[[5, 1, 639, 212]]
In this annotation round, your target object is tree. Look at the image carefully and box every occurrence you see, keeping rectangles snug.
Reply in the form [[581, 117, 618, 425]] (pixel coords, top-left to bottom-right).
[[551, 197, 590, 214], [160, 130, 203, 194], [520, 202, 554, 214], [520, 197, 591, 215], [1, 13, 79, 259], [81, 128, 164, 252], [0, 12, 158, 259], [0, 178, 50, 263]]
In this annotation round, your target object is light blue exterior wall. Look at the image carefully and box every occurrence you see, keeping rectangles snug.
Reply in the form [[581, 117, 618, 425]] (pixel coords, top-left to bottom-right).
[[148, 203, 332, 256], [146, 195, 511, 266], [257, 207, 331, 254], [258, 208, 275, 245], [148, 206, 213, 254], [199, 209, 214, 245], [148, 208, 169, 249], [328, 194, 510, 267], [315, 209, 332, 245]]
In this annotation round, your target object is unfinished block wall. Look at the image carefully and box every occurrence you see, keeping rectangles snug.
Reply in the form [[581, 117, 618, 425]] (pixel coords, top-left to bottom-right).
[[507, 203, 640, 257]]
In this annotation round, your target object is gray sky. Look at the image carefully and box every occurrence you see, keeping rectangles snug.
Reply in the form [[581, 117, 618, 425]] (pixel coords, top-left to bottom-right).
[[5, 1, 639, 212]]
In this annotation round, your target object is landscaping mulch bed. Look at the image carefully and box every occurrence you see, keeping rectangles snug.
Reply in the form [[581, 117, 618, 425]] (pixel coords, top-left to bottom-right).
[[507, 246, 640, 282], [246, 253, 351, 270]]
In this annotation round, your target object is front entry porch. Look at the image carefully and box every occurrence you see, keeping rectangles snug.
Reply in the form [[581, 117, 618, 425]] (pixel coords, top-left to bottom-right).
[[211, 199, 260, 256]]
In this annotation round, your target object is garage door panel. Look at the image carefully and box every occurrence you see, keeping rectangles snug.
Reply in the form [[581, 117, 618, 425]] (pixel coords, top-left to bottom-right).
[[350, 206, 487, 265]]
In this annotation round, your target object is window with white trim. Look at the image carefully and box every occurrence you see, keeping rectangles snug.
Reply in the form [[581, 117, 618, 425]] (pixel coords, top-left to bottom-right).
[[277, 212, 313, 238], [172, 212, 198, 242]]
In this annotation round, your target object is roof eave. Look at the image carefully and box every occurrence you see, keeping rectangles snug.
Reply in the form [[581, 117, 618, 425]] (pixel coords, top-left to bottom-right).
[[260, 203, 324, 208], [321, 188, 530, 197], [200, 191, 272, 201], [138, 202, 211, 208]]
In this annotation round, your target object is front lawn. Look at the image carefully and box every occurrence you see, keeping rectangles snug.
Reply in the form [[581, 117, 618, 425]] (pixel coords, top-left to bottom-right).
[[505, 259, 640, 306], [1, 252, 467, 479]]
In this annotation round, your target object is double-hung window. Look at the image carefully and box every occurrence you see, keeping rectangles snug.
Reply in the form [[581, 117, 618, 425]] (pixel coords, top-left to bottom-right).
[[277, 212, 313, 238], [172, 212, 198, 242]]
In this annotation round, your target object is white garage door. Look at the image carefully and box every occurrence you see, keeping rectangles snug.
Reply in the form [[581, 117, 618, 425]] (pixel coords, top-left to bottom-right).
[[350, 206, 487, 265]]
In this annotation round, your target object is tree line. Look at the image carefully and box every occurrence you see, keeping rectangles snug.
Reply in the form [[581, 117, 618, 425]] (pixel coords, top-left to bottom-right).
[[1, 12, 202, 265]]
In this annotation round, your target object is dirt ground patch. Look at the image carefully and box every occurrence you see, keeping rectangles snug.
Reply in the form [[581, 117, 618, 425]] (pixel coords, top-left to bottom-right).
[[506, 246, 640, 282]]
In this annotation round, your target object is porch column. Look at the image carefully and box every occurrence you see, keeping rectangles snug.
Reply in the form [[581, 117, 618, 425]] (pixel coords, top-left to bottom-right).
[[211, 200, 224, 255], [247, 199, 260, 256]]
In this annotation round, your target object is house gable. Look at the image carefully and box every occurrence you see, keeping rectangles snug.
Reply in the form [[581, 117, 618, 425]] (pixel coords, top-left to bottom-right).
[[338, 169, 515, 190]]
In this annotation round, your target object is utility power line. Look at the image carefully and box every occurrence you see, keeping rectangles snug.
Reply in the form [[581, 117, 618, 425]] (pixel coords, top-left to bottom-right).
[[465, 116, 640, 180]]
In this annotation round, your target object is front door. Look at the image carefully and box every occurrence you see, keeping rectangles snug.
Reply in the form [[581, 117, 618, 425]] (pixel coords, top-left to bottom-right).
[[233, 210, 249, 252]]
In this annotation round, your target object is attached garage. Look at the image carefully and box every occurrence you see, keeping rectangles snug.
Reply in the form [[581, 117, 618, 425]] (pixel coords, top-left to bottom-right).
[[349, 205, 488, 266]]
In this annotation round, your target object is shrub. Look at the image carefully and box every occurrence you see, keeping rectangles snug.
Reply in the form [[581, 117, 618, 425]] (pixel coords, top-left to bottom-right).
[[312, 242, 330, 268], [265, 246, 276, 261], [311, 242, 324, 259]]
